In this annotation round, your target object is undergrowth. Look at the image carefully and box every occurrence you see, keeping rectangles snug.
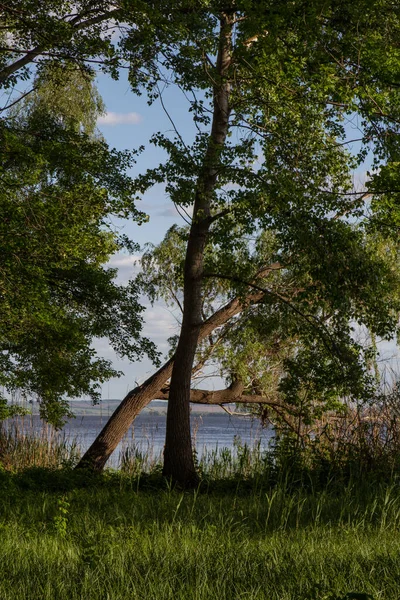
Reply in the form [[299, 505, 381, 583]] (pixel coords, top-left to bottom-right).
[[2, 413, 400, 599]]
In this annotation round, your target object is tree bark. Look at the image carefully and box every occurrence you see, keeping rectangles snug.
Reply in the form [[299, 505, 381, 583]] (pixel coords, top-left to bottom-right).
[[162, 13, 234, 486], [76, 357, 174, 471], [76, 278, 267, 471]]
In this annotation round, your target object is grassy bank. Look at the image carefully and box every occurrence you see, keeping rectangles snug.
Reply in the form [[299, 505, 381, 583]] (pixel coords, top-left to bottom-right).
[[1, 466, 400, 599], [0, 468, 400, 600], [2, 424, 400, 599]]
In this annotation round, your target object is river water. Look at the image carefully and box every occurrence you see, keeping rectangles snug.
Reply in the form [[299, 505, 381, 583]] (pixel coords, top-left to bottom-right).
[[7, 402, 273, 467]]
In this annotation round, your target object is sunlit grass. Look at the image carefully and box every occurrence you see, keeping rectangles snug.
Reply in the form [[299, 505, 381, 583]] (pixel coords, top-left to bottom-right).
[[2, 423, 400, 599]]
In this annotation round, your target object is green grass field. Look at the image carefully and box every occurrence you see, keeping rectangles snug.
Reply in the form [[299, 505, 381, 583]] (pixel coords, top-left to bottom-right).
[[2, 424, 400, 599], [1, 467, 400, 600]]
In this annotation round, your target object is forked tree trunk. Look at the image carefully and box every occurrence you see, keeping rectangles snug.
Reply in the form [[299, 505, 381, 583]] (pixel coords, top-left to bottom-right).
[[76, 280, 267, 471], [162, 14, 234, 486]]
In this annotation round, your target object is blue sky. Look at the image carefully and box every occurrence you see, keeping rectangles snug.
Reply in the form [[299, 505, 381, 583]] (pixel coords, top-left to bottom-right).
[[94, 71, 198, 399]]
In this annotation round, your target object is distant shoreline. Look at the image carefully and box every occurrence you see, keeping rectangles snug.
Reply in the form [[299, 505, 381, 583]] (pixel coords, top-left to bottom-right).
[[21, 399, 245, 419]]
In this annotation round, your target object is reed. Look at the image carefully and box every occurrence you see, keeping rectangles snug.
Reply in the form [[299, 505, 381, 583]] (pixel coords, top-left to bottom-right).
[[0, 417, 80, 471], [3, 408, 400, 490]]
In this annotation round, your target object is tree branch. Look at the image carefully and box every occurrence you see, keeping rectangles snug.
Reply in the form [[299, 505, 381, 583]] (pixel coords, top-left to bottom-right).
[[203, 271, 345, 362], [0, 85, 37, 112], [0, 7, 122, 85], [158, 382, 295, 412]]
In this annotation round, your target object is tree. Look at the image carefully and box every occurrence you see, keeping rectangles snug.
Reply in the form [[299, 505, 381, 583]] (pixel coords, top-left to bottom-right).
[[148, 226, 400, 432], [0, 0, 191, 424], [77, 0, 400, 484], [0, 62, 157, 425], [0, 1, 123, 91]]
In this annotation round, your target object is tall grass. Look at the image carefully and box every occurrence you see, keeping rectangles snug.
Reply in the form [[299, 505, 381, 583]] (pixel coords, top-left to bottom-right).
[[1, 470, 400, 599], [2, 411, 400, 599], [0, 418, 80, 471], [3, 405, 400, 490]]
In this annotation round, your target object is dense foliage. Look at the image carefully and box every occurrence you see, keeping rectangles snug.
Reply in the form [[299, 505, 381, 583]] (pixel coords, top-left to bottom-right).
[[1, 1, 400, 474], [0, 64, 157, 425], [133, 1, 400, 418]]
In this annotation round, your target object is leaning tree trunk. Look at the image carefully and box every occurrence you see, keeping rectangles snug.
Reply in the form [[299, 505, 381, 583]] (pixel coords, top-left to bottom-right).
[[76, 358, 174, 471], [162, 14, 234, 486]]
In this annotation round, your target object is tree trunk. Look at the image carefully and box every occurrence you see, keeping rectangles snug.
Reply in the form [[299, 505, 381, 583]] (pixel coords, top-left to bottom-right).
[[162, 14, 234, 486], [76, 357, 174, 471], [76, 277, 267, 471]]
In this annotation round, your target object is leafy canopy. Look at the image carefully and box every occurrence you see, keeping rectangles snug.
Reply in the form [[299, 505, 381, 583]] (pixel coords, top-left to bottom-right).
[[130, 0, 400, 419], [0, 63, 156, 425]]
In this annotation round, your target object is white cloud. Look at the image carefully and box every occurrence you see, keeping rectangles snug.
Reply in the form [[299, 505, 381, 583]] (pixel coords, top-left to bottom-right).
[[108, 254, 142, 268], [155, 202, 194, 222], [106, 253, 142, 284], [156, 205, 179, 218], [142, 305, 179, 346], [98, 111, 142, 126]]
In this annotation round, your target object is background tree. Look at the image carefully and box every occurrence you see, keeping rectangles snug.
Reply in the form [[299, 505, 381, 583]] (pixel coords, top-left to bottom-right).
[[0, 63, 157, 425], [0, 0, 186, 424], [143, 222, 400, 425]]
